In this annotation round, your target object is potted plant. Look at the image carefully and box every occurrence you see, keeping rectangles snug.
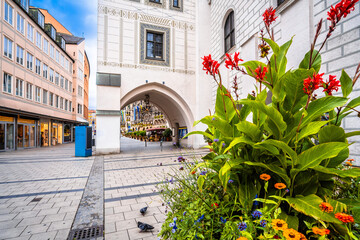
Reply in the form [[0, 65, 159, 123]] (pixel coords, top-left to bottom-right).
[[163, 128, 173, 141]]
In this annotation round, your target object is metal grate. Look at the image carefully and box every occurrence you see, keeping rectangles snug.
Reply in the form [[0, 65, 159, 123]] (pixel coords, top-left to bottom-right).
[[68, 226, 103, 240], [30, 197, 42, 202]]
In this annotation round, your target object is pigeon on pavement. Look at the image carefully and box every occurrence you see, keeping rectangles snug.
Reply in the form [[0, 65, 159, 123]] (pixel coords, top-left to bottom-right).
[[137, 221, 154, 231], [140, 206, 148, 215]]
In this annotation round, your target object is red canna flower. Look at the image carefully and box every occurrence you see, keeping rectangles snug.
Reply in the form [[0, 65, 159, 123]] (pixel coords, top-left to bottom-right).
[[202, 54, 220, 77], [254, 66, 268, 81], [211, 203, 219, 208], [263, 7, 278, 27], [225, 52, 243, 70], [327, 0, 359, 36], [322, 75, 341, 95], [303, 73, 324, 95]]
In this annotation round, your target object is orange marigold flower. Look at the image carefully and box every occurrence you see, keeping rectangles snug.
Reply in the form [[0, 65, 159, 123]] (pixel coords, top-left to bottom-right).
[[236, 238, 248, 240], [312, 227, 330, 236], [275, 183, 287, 190], [345, 162, 353, 166], [319, 202, 333, 213], [299, 233, 307, 240], [335, 212, 355, 223], [190, 170, 196, 175], [283, 228, 301, 240], [260, 173, 271, 181], [271, 219, 288, 231]]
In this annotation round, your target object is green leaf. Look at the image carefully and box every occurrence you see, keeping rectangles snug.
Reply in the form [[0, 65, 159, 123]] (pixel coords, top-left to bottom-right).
[[345, 131, 360, 138], [299, 50, 322, 72], [312, 165, 360, 179], [183, 131, 213, 141], [327, 198, 347, 213], [279, 212, 299, 230], [301, 96, 348, 128], [297, 142, 348, 171], [283, 69, 314, 113], [297, 121, 329, 142], [254, 142, 280, 155], [197, 175, 205, 193], [339, 69, 353, 98], [215, 86, 236, 122], [236, 121, 262, 141], [240, 61, 267, 78], [252, 198, 277, 205], [326, 148, 349, 168], [342, 95, 360, 114], [286, 194, 341, 223], [318, 125, 346, 143], [243, 161, 290, 186], [262, 139, 298, 165], [263, 38, 280, 55], [201, 116, 233, 137], [224, 136, 254, 153]]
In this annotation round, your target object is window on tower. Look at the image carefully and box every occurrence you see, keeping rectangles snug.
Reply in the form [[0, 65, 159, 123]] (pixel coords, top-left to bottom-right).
[[224, 11, 235, 53], [146, 32, 163, 60]]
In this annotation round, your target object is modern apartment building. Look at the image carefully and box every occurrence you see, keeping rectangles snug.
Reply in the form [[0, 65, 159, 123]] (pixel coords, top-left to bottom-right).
[[0, 0, 88, 151]]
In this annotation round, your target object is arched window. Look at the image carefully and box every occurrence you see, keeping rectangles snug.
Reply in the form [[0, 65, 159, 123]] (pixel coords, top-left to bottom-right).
[[224, 11, 235, 53]]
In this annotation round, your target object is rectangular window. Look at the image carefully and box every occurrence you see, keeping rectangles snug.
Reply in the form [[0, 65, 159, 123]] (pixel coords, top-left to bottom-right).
[[50, 26, 56, 40], [16, 78, 23, 97], [35, 86, 41, 102], [150, 0, 161, 3], [38, 12, 44, 28], [3, 36, 13, 59], [55, 95, 59, 108], [60, 54, 64, 67], [26, 52, 33, 70], [3, 72, 12, 94], [20, 0, 28, 11], [26, 82, 33, 100], [4, 1, 13, 25], [60, 97, 63, 109], [173, 0, 179, 7], [146, 32, 163, 59], [65, 59, 69, 71], [56, 50, 59, 63], [16, 13, 24, 34], [65, 79, 69, 91], [61, 38, 65, 49], [55, 72, 59, 85], [78, 68, 83, 80], [16, 45, 24, 65], [35, 59, 41, 75], [49, 92, 53, 106], [43, 89, 47, 104], [65, 99, 68, 111], [36, 32, 41, 48], [60, 76, 64, 88], [77, 104, 83, 114], [43, 38, 48, 54], [69, 101, 72, 112], [78, 51, 84, 64], [78, 85, 83, 97], [27, 23, 34, 42], [50, 44, 54, 58], [43, 64, 48, 79], [49, 68, 54, 82], [69, 82, 72, 92]]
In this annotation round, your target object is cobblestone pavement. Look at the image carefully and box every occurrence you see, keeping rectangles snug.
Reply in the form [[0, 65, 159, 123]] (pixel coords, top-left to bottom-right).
[[0, 138, 207, 240]]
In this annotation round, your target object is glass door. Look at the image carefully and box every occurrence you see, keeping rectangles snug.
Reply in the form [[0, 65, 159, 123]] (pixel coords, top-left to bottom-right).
[[41, 123, 49, 147], [6, 123, 14, 150], [52, 123, 58, 145], [17, 124, 24, 148], [30, 125, 35, 147], [0, 124, 5, 150], [57, 124, 63, 144], [24, 125, 30, 148]]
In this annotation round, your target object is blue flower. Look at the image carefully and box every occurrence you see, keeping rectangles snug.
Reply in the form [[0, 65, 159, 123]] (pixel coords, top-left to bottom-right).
[[238, 222, 247, 231], [195, 214, 205, 223], [173, 217, 177, 221], [169, 222, 175, 227], [222, 143, 226, 147], [285, 188, 290, 193], [251, 210, 262, 219], [253, 194, 259, 206], [183, 211, 187, 216], [178, 190, 183, 193], [228, 179, 234, 184], [260, 220, 267, 227], [171, 228, 176, 233], [220, 217, 227, 224], [200, 171, 207, 176], [214, 138, 219, 142], [212, 117, 216, 121]]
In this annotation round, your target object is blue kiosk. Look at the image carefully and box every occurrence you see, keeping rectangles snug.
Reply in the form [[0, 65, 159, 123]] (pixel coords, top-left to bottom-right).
[[75, 126, 92, 157]]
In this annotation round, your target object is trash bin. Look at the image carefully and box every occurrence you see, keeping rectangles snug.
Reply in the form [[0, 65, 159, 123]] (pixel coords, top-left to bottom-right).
[[75, 126, 92, 157]]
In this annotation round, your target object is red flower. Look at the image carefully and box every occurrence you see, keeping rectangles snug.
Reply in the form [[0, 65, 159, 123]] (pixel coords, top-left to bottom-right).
[[335, 212, 355, 223], [303, 73, 324, 95], [327, 0, 359, 35], [263, 7, 278, 27], [254, 66, 268, 81], [211, 203, 219, 208], [202, 54, 220, 76], [322, 75, 341, 95], [225, 52, 243, 70]]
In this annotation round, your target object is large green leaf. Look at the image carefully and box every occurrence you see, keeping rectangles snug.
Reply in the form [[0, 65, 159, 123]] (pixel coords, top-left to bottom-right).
[[215, 86, 236, 122], [297, 142, 348, 171], [341, 95, 360, 114], [201, 116, 233, 137], [236, 121, 262, 141], [224, 136, 254, 153], [299, 50, 322, 72], [286, 194, 341, 223], [238, 99, 287, 139], [261, 139, 298, 166], [339, 69, 353, 98], [183, 131, 214, 141], [279, 212, 299, 230], [263, 38, 279, 55], [326, 148, 349, 168], [318, 125, 346, 143], [327, 198, 347, 213], [297, 121, 329, 142], [243, 161, 290, 186], [283, 69, 314, 113], [300, 97, 348, 128], [312, 165, 360, 179], [197, 175, 205, 192]]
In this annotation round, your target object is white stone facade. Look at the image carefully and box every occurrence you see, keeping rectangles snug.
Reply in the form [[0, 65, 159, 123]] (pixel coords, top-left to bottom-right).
[[97, 0, 360, 160]]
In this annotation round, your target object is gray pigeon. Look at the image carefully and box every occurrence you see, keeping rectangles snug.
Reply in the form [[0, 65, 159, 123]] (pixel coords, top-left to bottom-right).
[[137, 221, 154, 231], [140, 206, 148, 215]]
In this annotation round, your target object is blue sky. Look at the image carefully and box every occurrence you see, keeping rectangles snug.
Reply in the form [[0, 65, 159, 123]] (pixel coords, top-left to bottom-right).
[[31, 0, 98, 109]]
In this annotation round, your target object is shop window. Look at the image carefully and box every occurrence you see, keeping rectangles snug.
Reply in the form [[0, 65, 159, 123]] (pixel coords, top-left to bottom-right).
[[224, 11, 235, 53], [146, 32, 163, 60]]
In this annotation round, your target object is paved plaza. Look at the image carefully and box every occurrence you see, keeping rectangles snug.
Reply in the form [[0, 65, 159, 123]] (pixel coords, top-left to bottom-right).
[[0, 138, 207, 240]]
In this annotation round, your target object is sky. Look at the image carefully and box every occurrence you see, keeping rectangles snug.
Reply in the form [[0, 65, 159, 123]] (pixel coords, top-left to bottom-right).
[[31, 0, 98, 109]]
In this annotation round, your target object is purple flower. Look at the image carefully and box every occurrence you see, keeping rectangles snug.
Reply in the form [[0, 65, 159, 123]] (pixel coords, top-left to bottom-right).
[[260, 220, 267, 227], [228, 179, 234, 184], [179, 166, 184, 170], [159, 163, 162, 166], [214, 139, 219, 142], [173, 217, 177, 221], [183, 211, 187, 216], [251, 210, 262, 219], [178, 156, 185, 162], [238, 222, 247, 231], [212, 117, 216, 121], [285, 189, 290, 193], [200, 171, 207, 176], [178, 190, 183, 193], [169, 222, 175, 227], [171, 228, 176, 233], [222, 143, 226, 147]]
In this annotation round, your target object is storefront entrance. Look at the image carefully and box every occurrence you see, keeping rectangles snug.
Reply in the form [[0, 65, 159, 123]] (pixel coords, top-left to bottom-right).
[[52, 123, 63, 145], [17, 119, 36, 149], [0, 116, 15, 151]]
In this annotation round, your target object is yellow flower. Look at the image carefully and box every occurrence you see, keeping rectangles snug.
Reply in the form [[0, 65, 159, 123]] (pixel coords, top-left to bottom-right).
[[271, 219, 288, 231], [283, 228, 301, 240], [236, 238, 248, 240], [299, 233, 307, 240], [274, 183, 287, 190]]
